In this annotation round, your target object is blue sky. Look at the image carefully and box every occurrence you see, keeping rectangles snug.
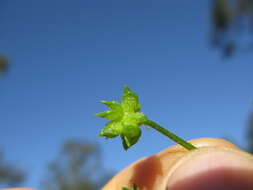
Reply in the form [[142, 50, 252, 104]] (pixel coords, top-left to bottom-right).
[[1, 0, 253, 189]]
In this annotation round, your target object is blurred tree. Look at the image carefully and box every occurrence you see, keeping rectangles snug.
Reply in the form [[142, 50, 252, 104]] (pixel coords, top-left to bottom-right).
[[211, 0, 253, 57], [0, 151, 26, 187], [0, 55, 8, 74], [0, 57, 24, 187], [210, 1, 253, 154], [247, 110, 253, 154], [41, 139, 113, 190]]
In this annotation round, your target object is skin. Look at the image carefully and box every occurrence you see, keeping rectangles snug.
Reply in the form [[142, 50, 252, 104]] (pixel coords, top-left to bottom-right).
[[4, 138, 253, 190], [2, 189, 33, 190], [102, 138, 253, 190]]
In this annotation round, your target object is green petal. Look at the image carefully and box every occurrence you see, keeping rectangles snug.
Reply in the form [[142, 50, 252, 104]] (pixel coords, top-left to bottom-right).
[[122, 112, 148, 127], [96, 111, 111, 119], [121, 135, 129, 150], [96, 110, 122, 120], [121, 125, 141, 150], [122, 86, 141, 113], [99, 121, 122, 138], [130, 112, 148, 123], [100, 101, 122, 112], [97, 101, 123, 120]]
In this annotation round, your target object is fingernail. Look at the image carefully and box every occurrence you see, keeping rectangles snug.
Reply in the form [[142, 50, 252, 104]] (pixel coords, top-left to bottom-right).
[[166, 149, 253, 190]]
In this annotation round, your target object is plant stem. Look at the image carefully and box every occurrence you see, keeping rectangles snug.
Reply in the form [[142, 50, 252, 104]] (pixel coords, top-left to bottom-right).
[[143, 120, 197, 150]]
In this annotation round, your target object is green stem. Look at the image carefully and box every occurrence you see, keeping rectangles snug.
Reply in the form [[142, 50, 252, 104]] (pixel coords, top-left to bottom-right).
[[143, 120, 197, 150]]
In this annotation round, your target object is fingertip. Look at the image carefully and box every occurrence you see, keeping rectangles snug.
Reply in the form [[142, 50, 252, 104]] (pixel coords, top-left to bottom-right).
[[166, 148, 253, 190]]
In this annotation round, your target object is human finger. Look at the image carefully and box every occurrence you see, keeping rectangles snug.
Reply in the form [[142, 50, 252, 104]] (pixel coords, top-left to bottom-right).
[[102, 138, 248, 190]]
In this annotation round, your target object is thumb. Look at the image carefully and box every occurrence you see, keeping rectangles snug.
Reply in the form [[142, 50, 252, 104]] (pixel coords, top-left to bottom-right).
[[166, 145, 253, 190], [102, 138, 253, 190]]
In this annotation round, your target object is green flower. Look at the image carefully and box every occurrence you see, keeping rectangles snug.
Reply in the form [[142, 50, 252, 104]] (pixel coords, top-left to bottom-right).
[[96, 86, 197, 151], [96, 86, 148, 150]]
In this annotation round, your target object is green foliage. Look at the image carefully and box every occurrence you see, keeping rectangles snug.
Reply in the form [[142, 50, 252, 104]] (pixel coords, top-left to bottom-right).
[[211, 0, 253, 57], [0, 55, 8, 74], [122, 183, 140, 190], [0, 151, 26, 187], [97, 86, 148, 150]]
